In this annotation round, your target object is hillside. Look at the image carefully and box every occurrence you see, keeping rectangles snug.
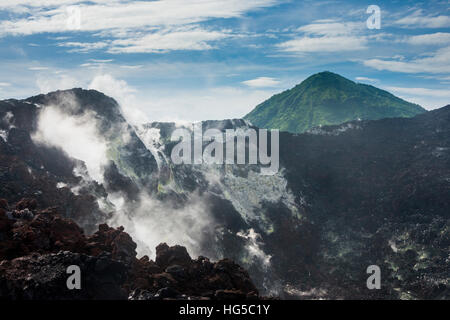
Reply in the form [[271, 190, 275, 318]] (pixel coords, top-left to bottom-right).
[[244, 71, 426, 133]]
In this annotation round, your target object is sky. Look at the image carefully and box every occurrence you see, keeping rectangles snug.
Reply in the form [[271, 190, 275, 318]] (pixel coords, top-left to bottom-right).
[[0, 0, 449, 122]]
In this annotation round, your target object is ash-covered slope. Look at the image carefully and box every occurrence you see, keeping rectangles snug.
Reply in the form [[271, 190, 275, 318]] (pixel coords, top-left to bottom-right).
[[0, 89, 448, 299]]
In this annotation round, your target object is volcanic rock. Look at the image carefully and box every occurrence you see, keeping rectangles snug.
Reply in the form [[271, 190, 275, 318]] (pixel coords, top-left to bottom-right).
[[0, 200, 260, 300]]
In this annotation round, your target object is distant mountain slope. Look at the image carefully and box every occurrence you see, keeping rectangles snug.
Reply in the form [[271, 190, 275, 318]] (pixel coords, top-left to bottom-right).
[[244, 71, 426, 133]]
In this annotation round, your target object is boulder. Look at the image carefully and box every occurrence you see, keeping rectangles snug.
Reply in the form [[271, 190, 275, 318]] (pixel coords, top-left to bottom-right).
[[155, 243, 192, 269]]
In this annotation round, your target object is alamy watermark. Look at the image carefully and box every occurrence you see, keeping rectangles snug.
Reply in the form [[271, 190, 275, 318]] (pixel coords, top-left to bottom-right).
[[66, 265, 81, 290], [170, 124, 279, 175], [366, 5, 381, 29], [66, 6, 82, 30], [366, 265, 381, 289]]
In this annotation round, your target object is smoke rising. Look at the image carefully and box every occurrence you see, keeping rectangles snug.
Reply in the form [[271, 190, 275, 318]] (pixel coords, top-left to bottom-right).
[[32, 104, 108, 183], [237, 228, 272, 267], [89, 74, 149, 126], [107, 191, 218, 259], [31, 90, 219, 261], [29, 89, 277, 295]]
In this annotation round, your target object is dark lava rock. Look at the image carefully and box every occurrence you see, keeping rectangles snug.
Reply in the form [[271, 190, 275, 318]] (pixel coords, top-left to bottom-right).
[[215, 289, 247, 300], [155, 243, 192, 269], [0, 251, 127, 300], [165, 265, 187, 279], [0, 200, 260, 300], [86, 223, 137, 265], [154, 287, 180, 299]]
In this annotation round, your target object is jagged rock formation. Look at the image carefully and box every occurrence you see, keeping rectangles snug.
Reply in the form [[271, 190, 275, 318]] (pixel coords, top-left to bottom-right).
[[0, 199, 259, 300]]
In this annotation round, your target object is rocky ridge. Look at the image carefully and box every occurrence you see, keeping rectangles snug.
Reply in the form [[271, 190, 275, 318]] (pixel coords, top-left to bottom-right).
[[0, 198, 259, 300]]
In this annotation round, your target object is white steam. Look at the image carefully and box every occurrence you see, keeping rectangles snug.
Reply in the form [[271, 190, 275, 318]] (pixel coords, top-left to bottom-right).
[[237, 228, 272, 267], [0, 130, 7, 141], [1, 111, 16, 141], [135, 126, 167, 169], [3, 111, 15, 128], [31, 91, 218, 261], [89, 74, 149, 126], [107, 191, 216, 259], [29, 88, 276, 294], [32, 105, 108, 183]]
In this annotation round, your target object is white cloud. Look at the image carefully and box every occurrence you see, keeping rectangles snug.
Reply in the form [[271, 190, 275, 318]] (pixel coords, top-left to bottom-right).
[[364, 46, 450, 74], [89, 59, 114, 63], [0, 0, 277, 35], [58, 41, 109, 53], [119, 65, 143, 70], [403, 32, 450, 45], [78, 59, 113, 68], [29, 66, 49, 71], [63, 27, 230, 54], [297, 21, 363, 36], [0, 82, 11, 87], [0, 56, 280, 120], [89, 74, 149, 125], [0, 0, 277, 54], [385, 86, 450, 98], [0, 0, 114, 9], [108, 26, 231, 53], [36, 73, 81, 93], [396, 10, 450, 28], [278, 35, 367, 53], [80, 63, 105, 68], [86, 72, 276, 123], [384, 86, 450, 110], [242, 77, 280, 88], [355, 77, 378, 83], [278, 21, 367, 53], [135, 86, 275, 122]]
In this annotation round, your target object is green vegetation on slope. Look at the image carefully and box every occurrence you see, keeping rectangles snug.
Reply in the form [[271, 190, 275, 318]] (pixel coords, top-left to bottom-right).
[[244, 71, 426, 133]]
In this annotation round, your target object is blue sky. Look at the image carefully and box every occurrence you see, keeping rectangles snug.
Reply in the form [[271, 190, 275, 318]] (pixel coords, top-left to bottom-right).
[[0, 0, 449, 122]]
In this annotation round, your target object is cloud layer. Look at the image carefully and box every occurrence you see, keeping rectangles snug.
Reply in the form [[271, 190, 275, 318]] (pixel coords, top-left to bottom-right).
[[277, 21, 367, 53], [0, 0, 277, 53], [364, 46, 450, 74]]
